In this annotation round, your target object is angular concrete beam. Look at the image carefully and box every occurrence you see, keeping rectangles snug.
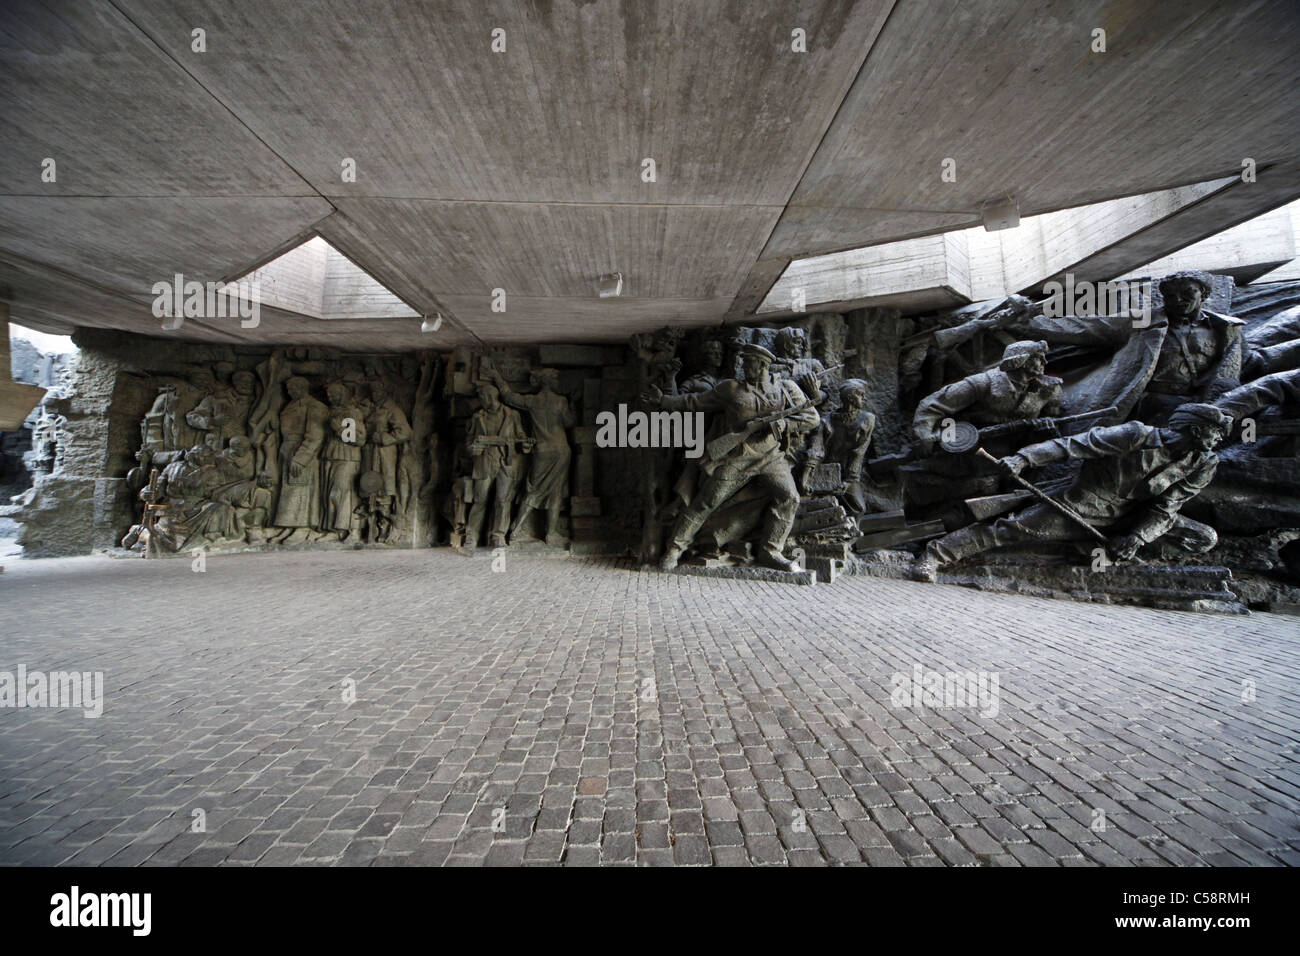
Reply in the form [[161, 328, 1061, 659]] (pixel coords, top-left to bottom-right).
[[754, 178, 1244, 317], [1027, 160, 1300, 293], [1117, 200, 1298, 286], [313, 211, 476, 346], [1254, 201, 1300, 284], [757, 233, 972, 320], [322, 244, 419, 321], [725, 258, 793, 322], [989, 179, 1235, 296], [238, 237, 421, 321]]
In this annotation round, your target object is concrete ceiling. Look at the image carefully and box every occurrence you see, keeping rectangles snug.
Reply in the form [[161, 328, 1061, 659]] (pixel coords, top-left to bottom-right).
[[2, 0, 1298, 350]]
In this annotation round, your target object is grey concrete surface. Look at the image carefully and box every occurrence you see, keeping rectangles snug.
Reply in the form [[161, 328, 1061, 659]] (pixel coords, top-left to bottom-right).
[[0, 549, 1297, 866], [2, 1, 1297, 346]]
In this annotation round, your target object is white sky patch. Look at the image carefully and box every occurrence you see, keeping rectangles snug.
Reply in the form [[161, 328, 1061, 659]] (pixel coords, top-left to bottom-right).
[[10, 323, 77, 356]]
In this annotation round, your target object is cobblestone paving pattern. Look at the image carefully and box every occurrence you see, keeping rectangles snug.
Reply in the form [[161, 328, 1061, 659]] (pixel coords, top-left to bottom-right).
[[1, 549, 1297, 866]]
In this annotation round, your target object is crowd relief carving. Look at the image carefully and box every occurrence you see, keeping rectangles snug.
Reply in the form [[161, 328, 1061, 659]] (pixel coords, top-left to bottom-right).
[[117, 269, 1300, 601], [122, 346, 582, 558], [124, 349, 441, 554]]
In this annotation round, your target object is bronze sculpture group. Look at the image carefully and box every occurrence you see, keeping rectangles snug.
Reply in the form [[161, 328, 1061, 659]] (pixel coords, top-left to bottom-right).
[[634, 269, 1300, 585]]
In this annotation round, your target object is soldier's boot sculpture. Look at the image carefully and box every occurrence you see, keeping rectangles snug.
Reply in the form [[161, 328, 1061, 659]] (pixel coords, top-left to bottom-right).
[[911, 524, 987, 582]]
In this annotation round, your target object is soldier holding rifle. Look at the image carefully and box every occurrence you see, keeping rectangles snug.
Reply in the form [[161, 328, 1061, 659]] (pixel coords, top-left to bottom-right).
[[912, 340, 1063, 449], [642, 344, 820, 572], [910, 403, 1232, 582], [465, 382, 533, 549]]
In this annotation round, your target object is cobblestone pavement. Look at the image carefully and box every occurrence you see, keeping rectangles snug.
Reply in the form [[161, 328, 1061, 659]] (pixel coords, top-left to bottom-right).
[[1, 549, 1298, 867]]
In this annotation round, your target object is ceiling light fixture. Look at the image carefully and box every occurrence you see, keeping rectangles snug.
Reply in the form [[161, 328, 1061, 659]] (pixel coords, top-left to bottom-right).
[[421, 313, 443, 332], [981, 196, 1020, 232], [597, 272, 623, 298]]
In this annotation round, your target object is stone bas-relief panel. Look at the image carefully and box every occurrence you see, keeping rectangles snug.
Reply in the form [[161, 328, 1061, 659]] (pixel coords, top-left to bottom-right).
[[440, 344, 632, 553], [120, 347, 437, 554], [16, 333, 631, 560], [123, 347, 610, 556]]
